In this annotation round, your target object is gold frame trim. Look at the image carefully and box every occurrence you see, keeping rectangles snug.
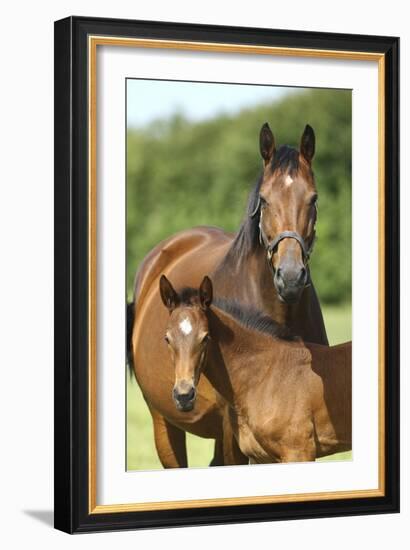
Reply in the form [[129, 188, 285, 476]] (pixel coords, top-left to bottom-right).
[[88, 36, 386, 514]]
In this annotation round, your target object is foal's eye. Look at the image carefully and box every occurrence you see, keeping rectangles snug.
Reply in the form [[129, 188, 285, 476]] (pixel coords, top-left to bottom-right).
[[164, 335, 170, 344], [309, 194, 318, 206], [202, 334, 210, 344]]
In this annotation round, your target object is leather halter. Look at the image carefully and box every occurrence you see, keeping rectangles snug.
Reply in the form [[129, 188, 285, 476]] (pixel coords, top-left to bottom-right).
[[250, 196, 316, 265]]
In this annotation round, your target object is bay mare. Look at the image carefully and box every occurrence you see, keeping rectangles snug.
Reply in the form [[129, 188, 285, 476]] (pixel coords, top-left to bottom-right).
[[160, 276, 351, 463], [130, 124, 328, 467]]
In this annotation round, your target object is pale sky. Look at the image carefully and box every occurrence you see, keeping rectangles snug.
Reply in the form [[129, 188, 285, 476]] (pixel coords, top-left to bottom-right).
[[127, 79, 298, 128]]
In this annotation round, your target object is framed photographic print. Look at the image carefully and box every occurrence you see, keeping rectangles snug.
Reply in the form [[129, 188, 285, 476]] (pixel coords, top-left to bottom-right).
[[54, 16, 399, 533]]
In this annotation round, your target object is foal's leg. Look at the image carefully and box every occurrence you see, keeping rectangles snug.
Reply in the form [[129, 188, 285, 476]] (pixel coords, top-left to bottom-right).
[[222, 406, 249, 466], [280, 446, 316, 463], [209, 435, 247, 467], [150, 409, 188, 468]]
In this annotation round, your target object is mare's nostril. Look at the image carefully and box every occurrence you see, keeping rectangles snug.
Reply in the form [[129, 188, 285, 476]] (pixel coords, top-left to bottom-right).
[[186, 387, 195, 401], [298, 267, 307, 284]]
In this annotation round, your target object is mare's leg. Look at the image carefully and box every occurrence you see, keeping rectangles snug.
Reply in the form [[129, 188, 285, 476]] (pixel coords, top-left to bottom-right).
[[209, 438, 225, 466], [150, 408, 188, 468]]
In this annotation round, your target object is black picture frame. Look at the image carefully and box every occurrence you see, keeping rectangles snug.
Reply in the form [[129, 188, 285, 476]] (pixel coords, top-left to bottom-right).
[[54, 15, 399, 533]]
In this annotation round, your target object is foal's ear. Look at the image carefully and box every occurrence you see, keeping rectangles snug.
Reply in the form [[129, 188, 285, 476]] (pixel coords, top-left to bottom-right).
[[259, 122, 276, 166], [300, 124, 315, 163], [199, 276, 213, 310], [159, 275, 179, 312]]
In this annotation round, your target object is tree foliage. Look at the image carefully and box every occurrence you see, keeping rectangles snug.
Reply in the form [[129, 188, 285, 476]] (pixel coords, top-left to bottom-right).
[[127, 88, 351, 304]]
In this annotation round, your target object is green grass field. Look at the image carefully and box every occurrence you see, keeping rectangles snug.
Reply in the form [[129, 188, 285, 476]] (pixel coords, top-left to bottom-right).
[[127, 303, 352, 470]]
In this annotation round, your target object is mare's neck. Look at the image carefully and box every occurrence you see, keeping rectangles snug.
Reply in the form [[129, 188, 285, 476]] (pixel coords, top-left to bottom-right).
[[212, 233, 328, 345], [212, 238, 291, 326]]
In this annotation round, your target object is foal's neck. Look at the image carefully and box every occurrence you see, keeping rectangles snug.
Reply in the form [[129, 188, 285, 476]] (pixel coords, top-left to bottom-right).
[[206, 307, 280, 410]]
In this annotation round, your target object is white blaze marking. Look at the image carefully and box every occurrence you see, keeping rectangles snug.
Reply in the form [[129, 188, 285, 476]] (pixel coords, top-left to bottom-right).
[[285, 175, 293, 186], [179, 318, 192, 335]]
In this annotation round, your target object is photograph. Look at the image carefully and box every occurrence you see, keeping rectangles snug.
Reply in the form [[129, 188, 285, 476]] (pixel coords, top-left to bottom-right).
[[126, 80, 353, 470]]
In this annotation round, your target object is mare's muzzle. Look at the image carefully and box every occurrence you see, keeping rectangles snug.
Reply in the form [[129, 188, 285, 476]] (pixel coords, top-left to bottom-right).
[[265, 231, 312, 304], [274, 263, 307, 304]]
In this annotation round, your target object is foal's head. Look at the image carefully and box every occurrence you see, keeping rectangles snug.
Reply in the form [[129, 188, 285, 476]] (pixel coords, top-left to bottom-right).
[[256, 123, 318, 303], [159, 275, 212, 412]]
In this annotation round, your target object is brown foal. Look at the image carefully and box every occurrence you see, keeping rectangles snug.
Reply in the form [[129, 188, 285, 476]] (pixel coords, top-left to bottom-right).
[[160, 275, 351, 464]]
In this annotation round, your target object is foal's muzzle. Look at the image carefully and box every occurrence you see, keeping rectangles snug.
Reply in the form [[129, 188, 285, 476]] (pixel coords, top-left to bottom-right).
[[173, 384, 196, 412]]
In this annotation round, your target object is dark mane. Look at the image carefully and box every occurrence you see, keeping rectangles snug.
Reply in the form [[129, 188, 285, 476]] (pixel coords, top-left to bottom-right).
[[218, 145, 300, 264], [222, 173, 263, 262], [272, 145, 299, 175], [212, 296, 296, 341], [173, 287, 296, 341]]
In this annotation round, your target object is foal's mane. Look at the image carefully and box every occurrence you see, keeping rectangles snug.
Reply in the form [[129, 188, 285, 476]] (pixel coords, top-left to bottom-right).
[[219, 145, 301, 265], [175, 286, 295, 341], [212, 296, 296, 341]]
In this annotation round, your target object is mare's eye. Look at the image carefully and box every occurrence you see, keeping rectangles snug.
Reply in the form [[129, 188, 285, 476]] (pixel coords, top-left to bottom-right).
[[164, 335, 170, 344], [202, 334, 210, 344], [259, 195, 268, 208], [309, 194, 318, 207]]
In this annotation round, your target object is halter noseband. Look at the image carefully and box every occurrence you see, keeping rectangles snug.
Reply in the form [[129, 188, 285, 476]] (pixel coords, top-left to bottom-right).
[[263, 230, 314, 262]]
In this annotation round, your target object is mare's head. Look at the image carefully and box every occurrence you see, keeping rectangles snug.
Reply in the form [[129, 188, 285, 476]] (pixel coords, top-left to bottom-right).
[[255, 123, 318, 303], [159, 275, 212, 412]]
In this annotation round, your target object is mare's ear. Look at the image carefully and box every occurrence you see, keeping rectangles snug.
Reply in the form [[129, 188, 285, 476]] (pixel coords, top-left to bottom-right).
[[159, 275, 179, 312], [300, 124, 315, 163], [259, 122, 276, 166], [199, 276, 213, 310]]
